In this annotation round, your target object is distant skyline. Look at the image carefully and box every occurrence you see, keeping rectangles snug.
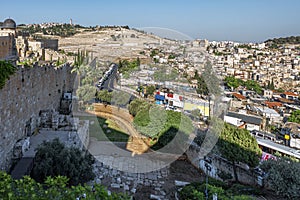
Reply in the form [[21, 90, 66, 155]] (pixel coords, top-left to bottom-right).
[[1, 0, 300, 42]]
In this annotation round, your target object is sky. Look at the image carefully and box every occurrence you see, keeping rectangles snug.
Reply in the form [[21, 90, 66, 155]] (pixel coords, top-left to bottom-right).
[[1, 0, 300, 42]]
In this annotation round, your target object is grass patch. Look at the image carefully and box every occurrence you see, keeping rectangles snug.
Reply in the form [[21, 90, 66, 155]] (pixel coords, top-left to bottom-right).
[[78, 116, 129, 142]]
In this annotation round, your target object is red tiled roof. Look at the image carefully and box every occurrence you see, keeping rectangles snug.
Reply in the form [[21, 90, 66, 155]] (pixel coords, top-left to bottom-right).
[[265, 101, 282, 108], [284, 92, 298, 97], [232, 93, 246, 100]]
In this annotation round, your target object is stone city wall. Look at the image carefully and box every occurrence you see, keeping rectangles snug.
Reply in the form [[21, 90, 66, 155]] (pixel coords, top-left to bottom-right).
[[186, 143, 258, 186], [0, 63, 75, 170]]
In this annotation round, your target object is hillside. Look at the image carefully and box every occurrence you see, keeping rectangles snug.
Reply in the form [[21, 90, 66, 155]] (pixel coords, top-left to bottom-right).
[[265, 36, 300, 45]]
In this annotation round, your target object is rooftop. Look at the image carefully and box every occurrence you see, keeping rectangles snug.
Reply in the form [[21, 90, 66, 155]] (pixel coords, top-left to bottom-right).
[[284, 92, 298, 96], [232, 93, 246, 100], [257, 138, 300, 159], [226, 111, 262, 125]]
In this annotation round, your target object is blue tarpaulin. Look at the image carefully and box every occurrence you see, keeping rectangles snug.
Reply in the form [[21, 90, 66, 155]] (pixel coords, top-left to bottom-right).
[[155, 94, 165, 101]]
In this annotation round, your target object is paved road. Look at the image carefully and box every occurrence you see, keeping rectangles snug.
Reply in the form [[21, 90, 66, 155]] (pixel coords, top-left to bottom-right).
[[101, 64, 118, 91], [99, 64, 137, 105]]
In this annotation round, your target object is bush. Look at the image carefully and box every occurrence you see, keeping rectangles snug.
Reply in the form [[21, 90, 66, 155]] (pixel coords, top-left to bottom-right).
[[32, 138, 95, 186], [179, 183, 228, 200], [0, 172, 129, 199], [260, 157, 300, 199], [179, 182, 254, 200]]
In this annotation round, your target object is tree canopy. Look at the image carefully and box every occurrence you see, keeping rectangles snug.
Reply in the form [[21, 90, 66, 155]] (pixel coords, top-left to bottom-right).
[[196, 75, 209, 95], [145, 85, 156, 96], [0, 61, 17, 89], [288, 110, 300, 123], [224, 76, 243, 89], [224, 76, 263, 94], [244, 80, 262, 95], [128, 99, 150, 117], [195, 62, 221, 96], [77, 84, 96, 103], [118, 59, 140, 74], [23, 24, 78, 37], [133, 105, 194, 138], [129, 99, 194, 151], [0, 172, 129, 199], [111, 90, 131, 108], [179, 182, 255, 200], [32, 138, 95, 186], [97, 89, 113, 104], [265, 36, 300, 45], [216, 123, 262, 182], [261, 157, 300, 199]]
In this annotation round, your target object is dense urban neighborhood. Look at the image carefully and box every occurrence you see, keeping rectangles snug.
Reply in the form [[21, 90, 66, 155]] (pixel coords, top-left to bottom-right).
[[1, 6, 300, 199]]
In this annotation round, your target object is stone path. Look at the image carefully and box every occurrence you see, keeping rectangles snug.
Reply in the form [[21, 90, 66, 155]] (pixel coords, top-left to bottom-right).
[[92, 159, 170, 199], [88, 138, 177, 173]]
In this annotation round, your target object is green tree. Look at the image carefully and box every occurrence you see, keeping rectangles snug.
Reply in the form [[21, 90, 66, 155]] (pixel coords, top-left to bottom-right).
[[76, 84, 96, 103], [133, 106, 167, 138], [97, 89, 112, 104], [0, 61, 17, 89], [145, 85, 156, 96], [32, 138, 95, 186], [128, 99, 150, 116], [179, 182, 253, 200], [194, 69, 200, 80], [288, 110, 300, 123], [136, 57, 141, 66], [266, 79, 275, 90], [136, 85, 144, 95], [118, 59, 139, 74], [168, 54, 176, 59], [276, 88, 284, 93], [261, 157, 300, 199], [216, 123, 262, 182], [150, 49, 158, 57], [195, 62, 221, 96], [224, 76, 241, 89], [111, 90, 131, 109], [243, 80, 262, 94], [196, 75, 209, 95]]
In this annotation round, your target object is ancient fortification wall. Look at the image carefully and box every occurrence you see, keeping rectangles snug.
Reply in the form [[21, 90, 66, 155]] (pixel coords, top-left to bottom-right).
[[0, 63, 75, 170], [186, 143, 258, 186]]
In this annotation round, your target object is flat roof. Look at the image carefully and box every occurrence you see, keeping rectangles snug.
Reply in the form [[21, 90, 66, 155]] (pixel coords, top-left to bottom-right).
[[226, 111, 262, 125], [257, 138, 300, 159], [256, 107, 280, 116]]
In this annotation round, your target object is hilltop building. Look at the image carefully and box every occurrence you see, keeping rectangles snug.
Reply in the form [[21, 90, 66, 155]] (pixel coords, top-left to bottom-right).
[[0, 18, 18, 60], [0, 18, 59, 62]]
